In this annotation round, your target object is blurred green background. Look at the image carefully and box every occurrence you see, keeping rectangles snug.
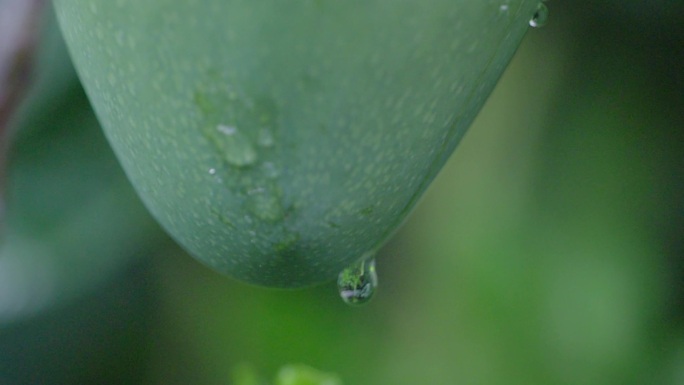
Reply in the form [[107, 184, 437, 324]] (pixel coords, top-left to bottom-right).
[[1, 1, 683, 384]]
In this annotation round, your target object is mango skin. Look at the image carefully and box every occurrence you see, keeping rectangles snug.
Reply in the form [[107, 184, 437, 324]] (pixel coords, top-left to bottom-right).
[[54, 0, 537, 287]]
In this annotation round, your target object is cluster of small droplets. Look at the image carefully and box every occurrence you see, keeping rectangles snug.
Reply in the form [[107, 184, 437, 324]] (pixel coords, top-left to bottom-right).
[[530, 1, 550, 28]]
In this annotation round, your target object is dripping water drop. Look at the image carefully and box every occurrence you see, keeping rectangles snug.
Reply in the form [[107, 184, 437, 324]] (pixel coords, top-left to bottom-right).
[[337, 256, 377, 306], [529, 3, 549, 28]]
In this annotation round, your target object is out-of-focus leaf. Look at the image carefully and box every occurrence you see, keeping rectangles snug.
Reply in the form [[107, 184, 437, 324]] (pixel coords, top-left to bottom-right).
[[275, 365, 342, 385], [232, 363, 266, 385], [0, 261, 153, 385], [0, 7, 169, 324]]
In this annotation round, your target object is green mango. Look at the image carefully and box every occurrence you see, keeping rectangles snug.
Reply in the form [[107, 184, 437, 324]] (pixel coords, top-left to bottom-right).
[[54, 0, 539, 287]]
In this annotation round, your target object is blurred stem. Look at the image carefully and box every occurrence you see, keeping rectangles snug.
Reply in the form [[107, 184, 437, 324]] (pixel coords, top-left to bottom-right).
[[0, 0, 45, 222]]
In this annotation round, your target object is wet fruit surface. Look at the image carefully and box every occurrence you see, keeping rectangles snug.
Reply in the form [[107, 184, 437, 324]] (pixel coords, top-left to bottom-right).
[[55, 0, 539, 287]]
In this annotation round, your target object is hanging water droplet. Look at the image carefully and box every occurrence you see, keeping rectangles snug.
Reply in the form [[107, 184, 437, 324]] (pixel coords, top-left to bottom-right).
[[337, 257, 377, 306], [529, 3, 549, 28]]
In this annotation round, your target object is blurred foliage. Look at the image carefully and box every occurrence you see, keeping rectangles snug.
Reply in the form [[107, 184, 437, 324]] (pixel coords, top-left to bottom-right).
[[231, 363, 342, 385], [1, 1, 683, 385], [0, 9, 170, 323]]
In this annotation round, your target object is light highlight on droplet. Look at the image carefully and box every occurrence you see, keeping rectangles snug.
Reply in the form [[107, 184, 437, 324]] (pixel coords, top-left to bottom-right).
[[529, 3, 549, 28], [211, 123, 258, 167]]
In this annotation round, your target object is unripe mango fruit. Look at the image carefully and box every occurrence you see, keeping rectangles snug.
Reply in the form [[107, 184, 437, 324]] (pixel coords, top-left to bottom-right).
[[54, 0, 539, 287]]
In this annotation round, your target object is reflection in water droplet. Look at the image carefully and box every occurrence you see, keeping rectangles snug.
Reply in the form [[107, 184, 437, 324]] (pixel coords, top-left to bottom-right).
[[529, 3, 549, 28], [338, 257, 377, 306], [211, 124, 258, 167]]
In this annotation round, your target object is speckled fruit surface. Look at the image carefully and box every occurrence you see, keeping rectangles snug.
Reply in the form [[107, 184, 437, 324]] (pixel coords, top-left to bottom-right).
[[55, 0, 538, 287]]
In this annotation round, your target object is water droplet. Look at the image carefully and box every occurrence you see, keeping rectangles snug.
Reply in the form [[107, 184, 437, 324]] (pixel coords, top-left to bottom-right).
[[337, 257, 377, 306], [208, 168, 217, 175], [529, 3, 549, 28], [257, 127, 275, 148], [246, 183, 284, 222], [211, 124, 258, 167]]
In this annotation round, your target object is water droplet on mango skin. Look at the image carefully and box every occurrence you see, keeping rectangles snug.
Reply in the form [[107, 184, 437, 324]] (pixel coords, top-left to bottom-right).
[[209, 123, 258, 167]]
